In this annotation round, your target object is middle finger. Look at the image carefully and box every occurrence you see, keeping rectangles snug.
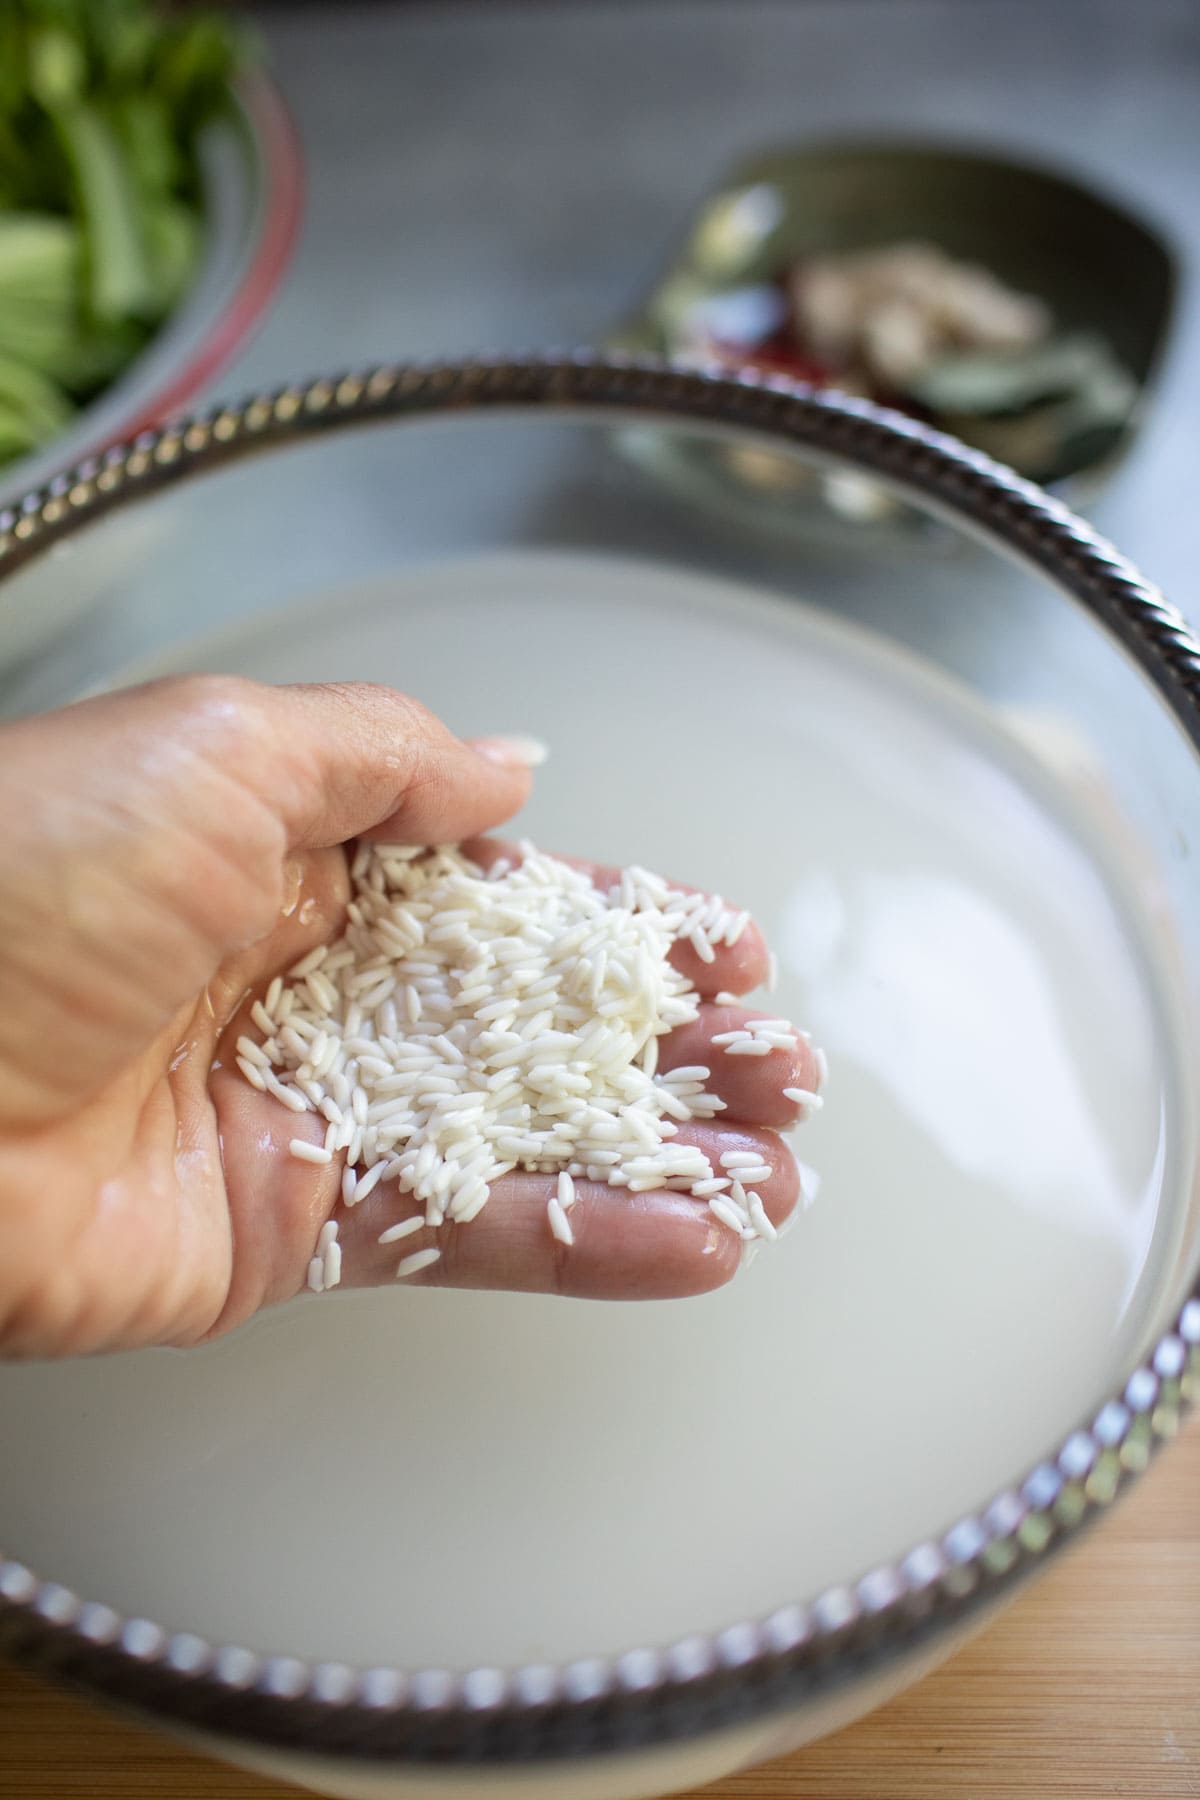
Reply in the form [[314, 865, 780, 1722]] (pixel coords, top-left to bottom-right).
[[657, 1006, 824, 1130]]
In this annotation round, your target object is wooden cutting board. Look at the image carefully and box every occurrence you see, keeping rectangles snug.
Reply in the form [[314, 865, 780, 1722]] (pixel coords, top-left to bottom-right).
[[1, 1415, 1197, 1798]]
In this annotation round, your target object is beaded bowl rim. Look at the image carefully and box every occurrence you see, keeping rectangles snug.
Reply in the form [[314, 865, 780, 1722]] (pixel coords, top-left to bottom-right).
[[0, 353, 1197, 1767]]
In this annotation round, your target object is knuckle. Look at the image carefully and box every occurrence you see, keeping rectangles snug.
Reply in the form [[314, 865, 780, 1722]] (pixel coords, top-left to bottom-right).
[[145, 673, 268, 742], [307, 681, 437, 736], [134, 676, 288, 934], [142, 675, 281, 792]]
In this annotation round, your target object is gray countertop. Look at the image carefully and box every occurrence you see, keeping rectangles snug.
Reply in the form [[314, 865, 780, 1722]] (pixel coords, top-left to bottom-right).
[[5, 0, 1200, 707]]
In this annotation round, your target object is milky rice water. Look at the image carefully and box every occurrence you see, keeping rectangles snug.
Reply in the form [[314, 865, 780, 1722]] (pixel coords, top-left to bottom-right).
[[235, 840, 820, 1286], [0, 552, 1182, 1673]]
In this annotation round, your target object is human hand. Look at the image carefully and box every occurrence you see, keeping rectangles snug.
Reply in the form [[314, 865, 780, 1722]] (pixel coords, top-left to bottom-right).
[[0, 678, 816, 1357]]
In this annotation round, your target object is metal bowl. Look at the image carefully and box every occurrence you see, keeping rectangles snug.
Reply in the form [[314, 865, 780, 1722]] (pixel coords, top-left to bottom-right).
[[0, 357, 1197, 1800]]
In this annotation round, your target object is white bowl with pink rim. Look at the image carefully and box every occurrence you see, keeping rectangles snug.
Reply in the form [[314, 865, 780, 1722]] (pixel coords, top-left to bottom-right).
[[0, 69, 302, 675]]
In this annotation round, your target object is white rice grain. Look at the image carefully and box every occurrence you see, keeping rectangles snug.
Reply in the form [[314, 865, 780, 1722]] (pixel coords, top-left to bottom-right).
[[318, 1220, 342, 1288], [263, 1070, 308, 1113], [289, 945, 329, 980], [289, 1138, 333, 1166], [726, 911, 751, 946], [383, 1216, 429, 1245], [547, 1197, 574, 1245], [378, 1217, 425, 1245], [396, 1247, 442, 1279], [747, 1192, 777, 1241], [708, 1196, 750, 1236], [237, 841, 824, 1284], [352, 1162, 388, 1204]]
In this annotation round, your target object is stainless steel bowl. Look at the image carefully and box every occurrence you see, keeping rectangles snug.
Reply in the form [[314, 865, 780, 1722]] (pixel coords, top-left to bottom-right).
[[0, 357, 1197, 1800]]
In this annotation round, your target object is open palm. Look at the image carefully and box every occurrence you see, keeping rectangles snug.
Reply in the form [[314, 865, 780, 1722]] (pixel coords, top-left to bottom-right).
[[0, 678, 809, 1358]]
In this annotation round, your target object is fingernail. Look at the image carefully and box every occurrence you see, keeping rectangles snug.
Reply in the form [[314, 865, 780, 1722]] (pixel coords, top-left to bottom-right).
[[474, 735, 549, 769]]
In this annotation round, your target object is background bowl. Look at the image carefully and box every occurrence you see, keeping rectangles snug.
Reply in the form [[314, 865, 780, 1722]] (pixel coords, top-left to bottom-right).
[[0, 359, 1197, 1800], [608, 141, 1176, 544], [0, 68, 302, 673]]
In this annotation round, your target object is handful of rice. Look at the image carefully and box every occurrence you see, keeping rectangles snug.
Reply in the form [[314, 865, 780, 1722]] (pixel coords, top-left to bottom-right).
[[236, 843, 811, 1290]]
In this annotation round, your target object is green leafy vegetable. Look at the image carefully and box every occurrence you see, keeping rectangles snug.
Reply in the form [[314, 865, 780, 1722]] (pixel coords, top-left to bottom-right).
[[0, 0, 248, 473]]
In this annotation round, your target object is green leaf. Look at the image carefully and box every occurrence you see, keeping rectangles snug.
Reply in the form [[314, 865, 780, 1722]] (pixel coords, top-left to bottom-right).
[[0, 304, 85, 376], [0, 212, 80, 299], [0, 0, 252, 460], [0, 401, 52, 461], [26, 22, 87, 108], [50, 319, 146, 393], [142, 197, 199, 311], [0, 13, 31, 116], [96, 8, 157, 88], [0, 296, 143, 396], [0, 348, 74, 437], [49, 97, 155, 323], [151, 15, 242, 114], [109, 93, 182, 204], [910, 334, 1135, 419]]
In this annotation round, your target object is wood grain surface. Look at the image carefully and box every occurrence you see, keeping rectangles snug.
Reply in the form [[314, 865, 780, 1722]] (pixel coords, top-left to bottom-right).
[[1, 1415, 1197, 1798]]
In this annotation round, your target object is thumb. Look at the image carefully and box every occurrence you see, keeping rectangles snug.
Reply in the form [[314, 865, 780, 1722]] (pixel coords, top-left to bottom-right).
[[0, 678, 544, 1127], [233, 680, 544, 850]]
